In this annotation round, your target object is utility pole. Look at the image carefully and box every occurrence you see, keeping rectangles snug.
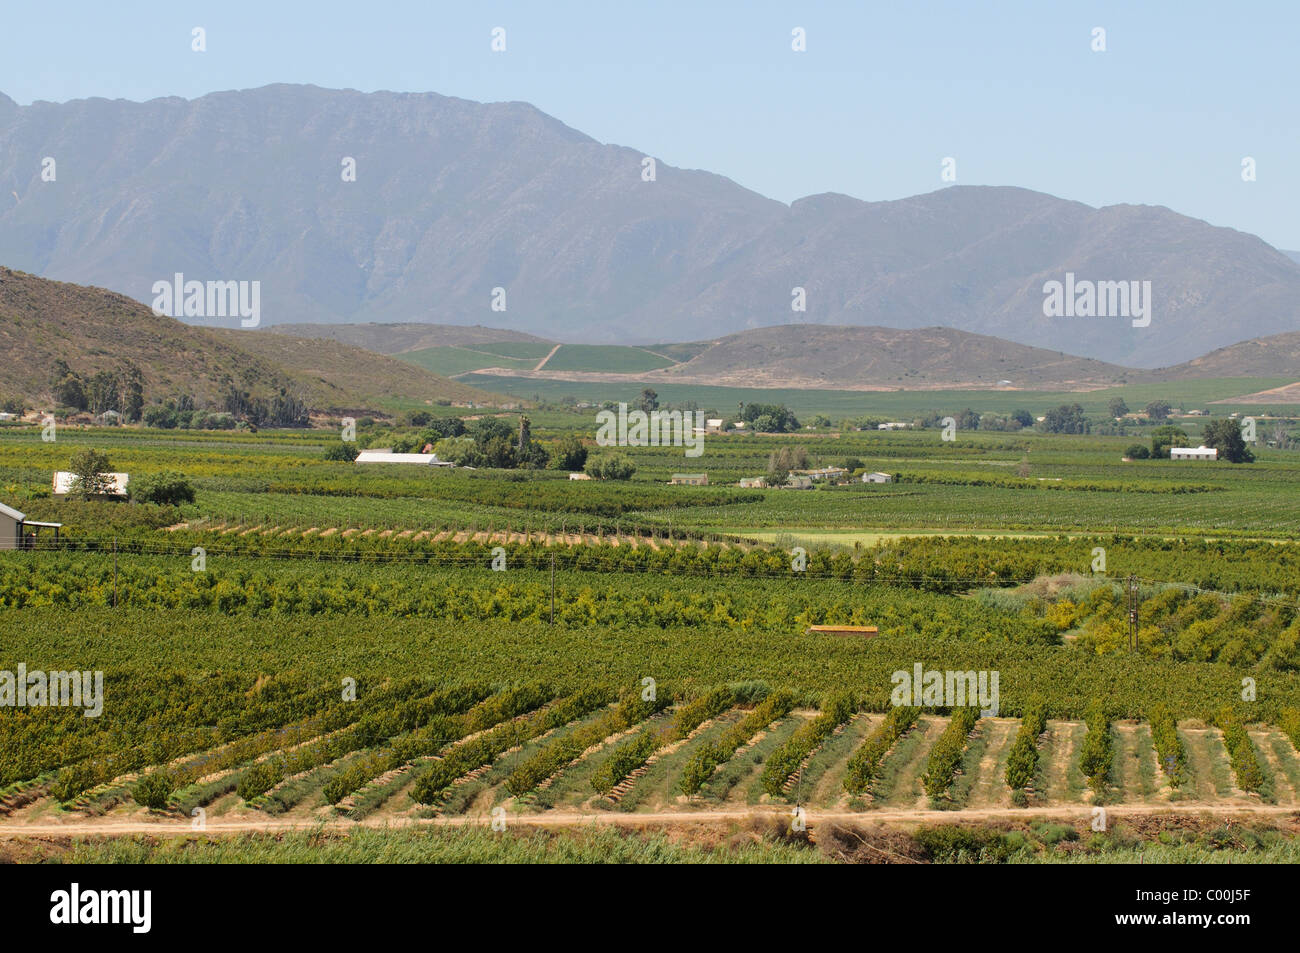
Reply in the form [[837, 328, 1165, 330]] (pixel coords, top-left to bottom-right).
[[1127, 575, 1139, 651]]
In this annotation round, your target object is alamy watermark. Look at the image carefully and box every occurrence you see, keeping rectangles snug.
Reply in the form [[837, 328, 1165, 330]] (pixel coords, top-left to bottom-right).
[[891, 663, 999, 716], [1, 665, 103, 717], [1042, 272, 1151, 328], [151, 273, 260, 327], [595, 403, 705, 457]]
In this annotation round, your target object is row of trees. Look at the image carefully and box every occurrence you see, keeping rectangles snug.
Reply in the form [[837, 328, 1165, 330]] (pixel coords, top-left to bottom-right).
[[50, 360, 145, 420]]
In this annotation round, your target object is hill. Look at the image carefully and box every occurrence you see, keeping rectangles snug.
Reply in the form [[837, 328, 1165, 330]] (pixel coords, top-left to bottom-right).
[[271, 322, 549, 355], [650, 325, 1133, 390], [209, 330, 510, 410], [0, 267, 505, 414], [1152, 330, 1300, 380], [3, 84, 1298, 366]]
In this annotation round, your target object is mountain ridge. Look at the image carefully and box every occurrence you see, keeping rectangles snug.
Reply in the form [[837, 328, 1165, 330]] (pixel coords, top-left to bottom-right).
[[3, 84, 1298, 367]]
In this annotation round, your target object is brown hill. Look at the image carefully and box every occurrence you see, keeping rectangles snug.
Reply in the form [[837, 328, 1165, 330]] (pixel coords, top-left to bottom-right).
[[0, 267, 505, 413], [270, 322, 549, 355], [634, 325, 1131, 390]]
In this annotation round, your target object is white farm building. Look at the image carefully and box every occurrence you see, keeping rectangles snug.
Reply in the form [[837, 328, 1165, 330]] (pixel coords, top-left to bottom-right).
[[52, 471, 130, 498], [1170, 446, 1217, 461], [354, 451, 454, 466]]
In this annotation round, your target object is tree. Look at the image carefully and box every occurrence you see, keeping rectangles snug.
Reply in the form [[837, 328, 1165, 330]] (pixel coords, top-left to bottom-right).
[[1042, 404, 1088, 434], [766, 445, 808, 485], [1011, 409, 1034, 428], [1150, 425, 1189, 459], [1202, 419, 1255, 463], [636, 388, 659, 413], [1145, 400, 1172, 422], [120, 363, 145, 422], [131, 471, 196, 505], [956, 408, 981, 431], [1125, 444, 1151, 460], [66, 448, 115, 500], [52, 363, 87, 410], [552, 434, 588, 471], [1108, 397, 1129, 418], [811, 414, 832, 429], [585, 453, 635, 480]]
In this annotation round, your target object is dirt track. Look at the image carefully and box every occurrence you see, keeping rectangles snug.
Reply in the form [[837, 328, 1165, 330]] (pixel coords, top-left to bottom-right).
[[3, 802, 1297, 838]]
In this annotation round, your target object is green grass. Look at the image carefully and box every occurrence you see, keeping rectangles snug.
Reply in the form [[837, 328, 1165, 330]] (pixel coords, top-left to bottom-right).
[[43, 826, 826, 864], [464, 374, 1295, 418], [540, 344, 677, 373], [398, 346, 538, 377]]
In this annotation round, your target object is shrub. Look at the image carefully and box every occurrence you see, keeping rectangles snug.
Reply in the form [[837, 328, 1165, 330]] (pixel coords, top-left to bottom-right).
[[323, 442, 360, 462], [133, 772, 174, 810], [131, 471, 196, 506]]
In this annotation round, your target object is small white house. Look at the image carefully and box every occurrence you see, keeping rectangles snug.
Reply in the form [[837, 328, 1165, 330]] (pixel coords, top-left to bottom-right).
[[738, 476, 766, 488], [568, 472, 592, 481], [877, 422, 909, 431], [1170, 446, 1217, 461], [354, 451, 453, 466], [52, 471, 130, 498], [862, 472, 893, 484], [705, 418, 724, 434]]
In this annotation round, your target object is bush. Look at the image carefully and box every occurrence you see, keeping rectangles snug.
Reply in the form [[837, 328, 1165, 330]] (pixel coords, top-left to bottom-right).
[[323, 442, 360, 462], [133, 772, 175, 810], [1125, 444, 1150, 460], [584, 453, 636, 481], [131, 471, 196, 506]]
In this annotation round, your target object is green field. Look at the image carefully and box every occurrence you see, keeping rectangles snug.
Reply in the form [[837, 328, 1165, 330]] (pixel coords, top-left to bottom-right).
[[399, 345, 539, 377], [540, 344, 678, 373], [466, 374, 1296, 418], [3, 410, 1300, 865]]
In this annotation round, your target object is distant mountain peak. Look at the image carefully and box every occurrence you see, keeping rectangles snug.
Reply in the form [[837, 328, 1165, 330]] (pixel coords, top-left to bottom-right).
[[1, 84, 1297, 367]]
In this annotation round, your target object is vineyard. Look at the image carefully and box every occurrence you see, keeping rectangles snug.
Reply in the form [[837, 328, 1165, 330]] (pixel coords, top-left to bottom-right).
[[5, 681, 1300, 838], [3, 421, 1300, 859]]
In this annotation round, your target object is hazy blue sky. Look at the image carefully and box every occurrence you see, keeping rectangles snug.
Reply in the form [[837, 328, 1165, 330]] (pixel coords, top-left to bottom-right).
[[4, 1, 1297, 247]]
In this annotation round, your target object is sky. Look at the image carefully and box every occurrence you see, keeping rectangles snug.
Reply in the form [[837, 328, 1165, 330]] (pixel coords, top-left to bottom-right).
[[3, 0, 1298, 248]]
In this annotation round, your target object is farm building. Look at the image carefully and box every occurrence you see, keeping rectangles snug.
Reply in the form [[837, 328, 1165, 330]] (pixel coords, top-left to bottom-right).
[[52, 471, 129, 499], [784, 475, 813, 490], [670, 473, 708, 486], [862, 472, 893, 484], [568, 472, 592, 480], [354, 451, 454, 466], [1170, 446, 1217, 461], [877, 422, 909, 430], [0, 502, 62, 549], [793, 466, 848, 482], [705, 419, 724, 434], [738, 476, 766, 488]]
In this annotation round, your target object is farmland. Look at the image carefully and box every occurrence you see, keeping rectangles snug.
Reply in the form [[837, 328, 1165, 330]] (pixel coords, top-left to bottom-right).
[[3, 410, 1300, 864]]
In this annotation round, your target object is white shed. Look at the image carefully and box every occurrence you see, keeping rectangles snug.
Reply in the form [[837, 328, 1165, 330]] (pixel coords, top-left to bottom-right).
[[0, 502, 22, 550], [354, 451, 453, 466], [1170, 446, 1217, 461], [0, 502, 61, 549], [862, 472, 893, 484]]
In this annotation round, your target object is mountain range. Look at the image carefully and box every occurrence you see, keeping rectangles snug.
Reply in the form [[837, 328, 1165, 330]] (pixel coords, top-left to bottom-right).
[[2, 84, 1299, 367]]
